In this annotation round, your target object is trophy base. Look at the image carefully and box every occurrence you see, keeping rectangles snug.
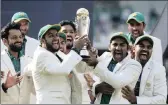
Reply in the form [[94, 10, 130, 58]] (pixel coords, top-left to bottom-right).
[[81, 55, 90, 62], [80, 49, 90, 58], [81, 55, 90, 59]]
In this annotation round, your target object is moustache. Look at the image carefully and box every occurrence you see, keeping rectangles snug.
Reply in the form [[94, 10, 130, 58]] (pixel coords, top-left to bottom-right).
[[114, 50, 122, 54], [52, 39, 59, 42], [14, 42, 22, 45]]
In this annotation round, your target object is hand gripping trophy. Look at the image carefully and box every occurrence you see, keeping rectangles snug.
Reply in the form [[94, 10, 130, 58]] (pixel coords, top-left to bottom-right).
[[75, 8, 90, 58]]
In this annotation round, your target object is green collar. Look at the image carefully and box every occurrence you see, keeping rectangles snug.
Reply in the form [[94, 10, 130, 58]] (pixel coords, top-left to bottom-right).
[[23, 37, 27, 43], [7, 51, 22, 59], [111, 58, 118, 64], [127, 33, 144, 44], [127, 33, 135, 44]]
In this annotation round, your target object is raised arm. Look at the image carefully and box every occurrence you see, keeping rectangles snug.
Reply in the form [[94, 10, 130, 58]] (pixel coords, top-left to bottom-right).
[[37, 50, 82, 76]]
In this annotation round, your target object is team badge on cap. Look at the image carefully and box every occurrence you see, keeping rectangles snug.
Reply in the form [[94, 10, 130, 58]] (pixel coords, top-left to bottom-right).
[[132, 12, 137, 17]]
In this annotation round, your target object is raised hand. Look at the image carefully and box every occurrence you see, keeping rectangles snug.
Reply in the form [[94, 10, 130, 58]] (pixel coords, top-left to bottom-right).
[[4, 71, 23, 89], [73, 35, 90, 50], [89, 47, 98, 57], [82, 47, 98, 67], [74, 35, 80, 40]]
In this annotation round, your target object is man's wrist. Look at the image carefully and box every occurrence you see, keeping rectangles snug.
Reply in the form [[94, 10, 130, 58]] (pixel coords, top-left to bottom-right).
[[130, 96, 137, 104], [131, 101, 137, 104], [93, 61, 98, 69], [89, 81, 95, 88], [95, 84, 101, 95], [2, 83, 8, 93]]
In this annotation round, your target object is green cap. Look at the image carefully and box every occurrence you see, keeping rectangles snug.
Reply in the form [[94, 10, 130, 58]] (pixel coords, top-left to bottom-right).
[[11, 12, 31, 23], [38, 24, 61, 40], [134, 34, 153, 46], [110, 32, 130, 44], [126, 12, 145, 24], [58, 32, 66, 42]]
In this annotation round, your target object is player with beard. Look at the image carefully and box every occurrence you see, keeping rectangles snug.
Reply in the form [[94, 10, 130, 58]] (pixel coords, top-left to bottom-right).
[[11, 12, 39, 104], [121, 35, 167, 104], [30, 24, 89, 104], [126, 12, 162, 64], [84, 32, 142, 104], [1, 22, 34, 104], [11, 12, 39, 58]]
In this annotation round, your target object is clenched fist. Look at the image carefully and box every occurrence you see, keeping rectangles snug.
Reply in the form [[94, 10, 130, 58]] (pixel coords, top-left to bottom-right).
[[95, 82, 114, 95], [73, 35, 90, 50]]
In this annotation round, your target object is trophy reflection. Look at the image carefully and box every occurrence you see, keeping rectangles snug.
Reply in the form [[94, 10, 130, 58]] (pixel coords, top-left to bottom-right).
[[76, 8, 90, 58]]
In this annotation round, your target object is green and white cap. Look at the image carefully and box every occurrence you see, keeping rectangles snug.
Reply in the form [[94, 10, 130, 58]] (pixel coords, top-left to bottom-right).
[[11, 12, 31, 23], [38, 24, 61, 40], [134, 35, 153, 46], [110, 32, 130, 44], [127, 12, 145, 23], [58, 32, 66, 42]]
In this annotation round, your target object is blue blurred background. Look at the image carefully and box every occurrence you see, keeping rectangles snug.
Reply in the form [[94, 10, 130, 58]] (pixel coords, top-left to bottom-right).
[[1, 0, 94, 41]]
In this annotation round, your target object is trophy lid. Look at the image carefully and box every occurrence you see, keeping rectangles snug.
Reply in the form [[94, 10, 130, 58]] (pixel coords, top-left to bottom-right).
[[76, 8, 89, 16]]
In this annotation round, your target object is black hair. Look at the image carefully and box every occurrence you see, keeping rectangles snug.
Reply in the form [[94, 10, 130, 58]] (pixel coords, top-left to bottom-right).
[[1, 22, 21, 39], [59, 20, 76, 32]]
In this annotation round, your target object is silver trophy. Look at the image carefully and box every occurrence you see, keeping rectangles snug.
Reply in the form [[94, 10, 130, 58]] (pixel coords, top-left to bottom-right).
[[76, 8, 90, 58]]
